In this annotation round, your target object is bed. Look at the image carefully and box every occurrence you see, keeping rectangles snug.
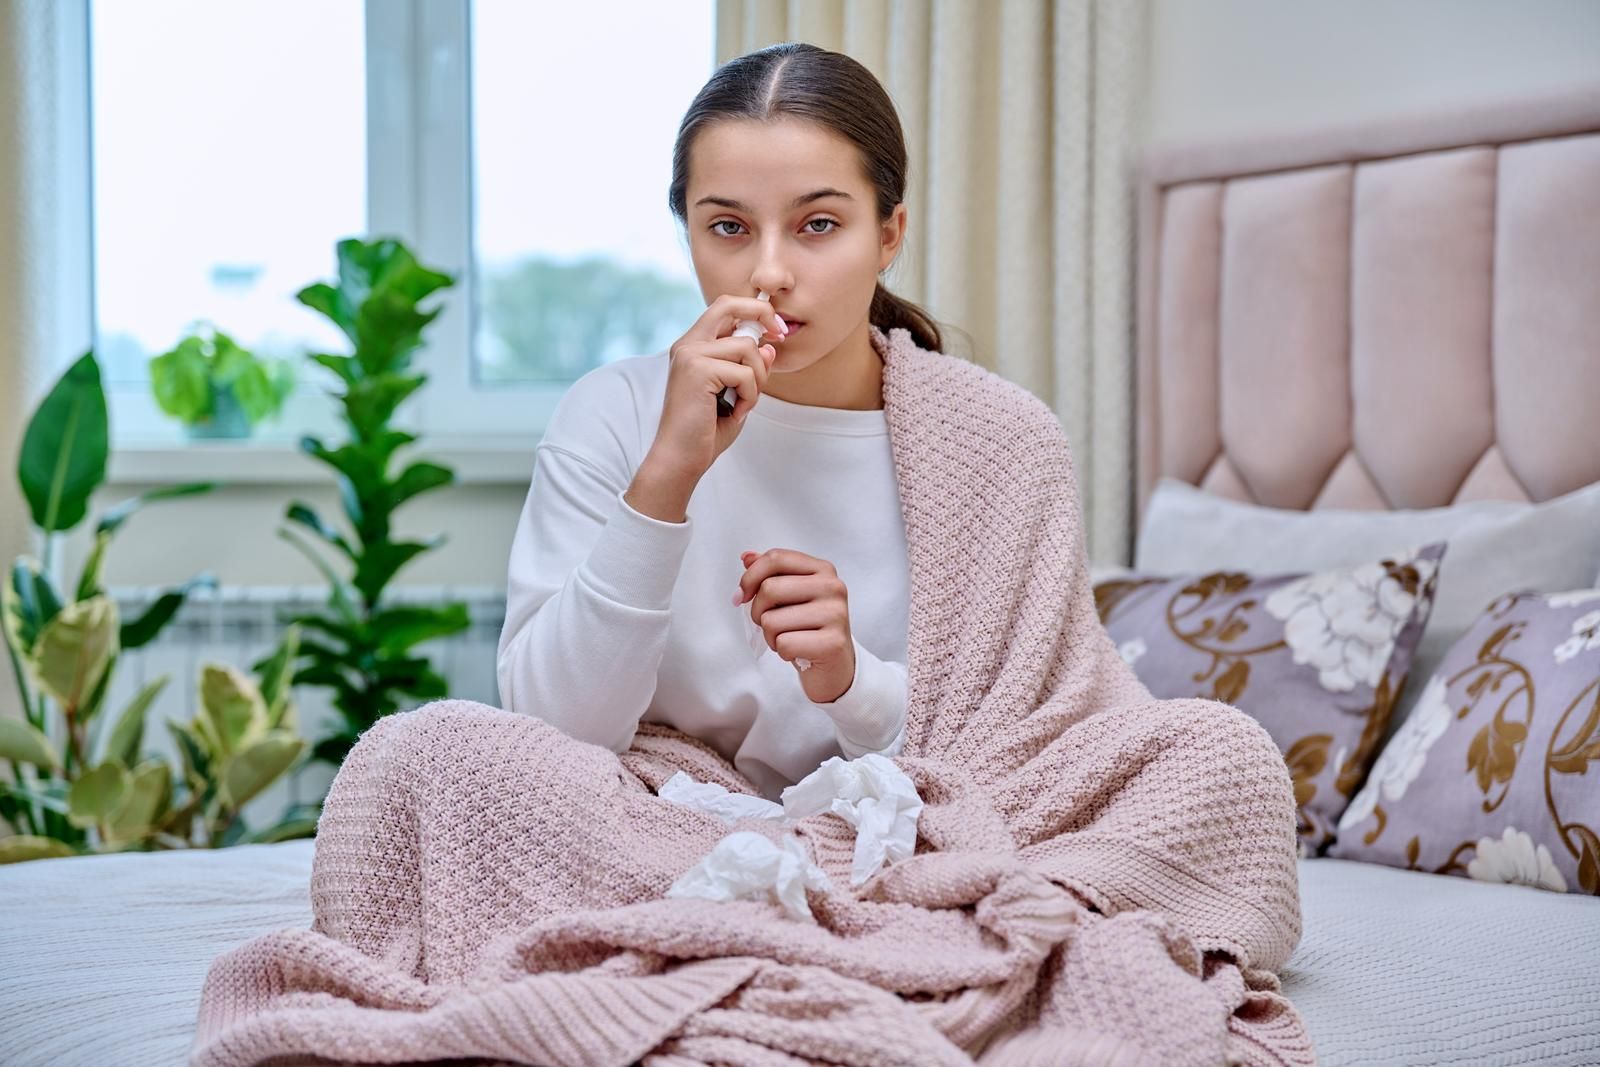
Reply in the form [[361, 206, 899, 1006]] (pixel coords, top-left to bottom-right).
[[1126, 79, 1600, 1065], [4, 86, 1600, 1066]]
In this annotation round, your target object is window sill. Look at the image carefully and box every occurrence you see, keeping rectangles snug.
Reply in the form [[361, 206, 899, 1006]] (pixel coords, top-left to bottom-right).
[[107, 436, 540, 486]]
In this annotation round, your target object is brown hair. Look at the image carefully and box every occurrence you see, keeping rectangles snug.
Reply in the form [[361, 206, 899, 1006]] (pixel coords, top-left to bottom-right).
[[667, 42, 943, 353]]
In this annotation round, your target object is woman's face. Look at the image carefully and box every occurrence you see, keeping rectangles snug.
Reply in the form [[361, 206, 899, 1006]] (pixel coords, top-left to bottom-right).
[[684, 118, 906, 377]]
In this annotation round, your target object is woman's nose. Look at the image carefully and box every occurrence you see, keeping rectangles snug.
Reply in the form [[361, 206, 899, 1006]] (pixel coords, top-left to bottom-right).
[[750, 244, 792, 295]]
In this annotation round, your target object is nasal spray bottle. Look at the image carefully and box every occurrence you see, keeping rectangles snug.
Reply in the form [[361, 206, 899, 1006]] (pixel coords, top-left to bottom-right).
[[717, 290, 774, 418]]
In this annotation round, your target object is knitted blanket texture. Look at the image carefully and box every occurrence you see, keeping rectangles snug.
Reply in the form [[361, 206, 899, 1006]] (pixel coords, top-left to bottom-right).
[[192, 326, 1312, 1066]]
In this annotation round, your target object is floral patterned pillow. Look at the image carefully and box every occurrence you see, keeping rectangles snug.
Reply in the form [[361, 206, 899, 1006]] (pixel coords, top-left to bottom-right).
[[1327, 589, 1600, 895], [1094, 543, 1445, 854]]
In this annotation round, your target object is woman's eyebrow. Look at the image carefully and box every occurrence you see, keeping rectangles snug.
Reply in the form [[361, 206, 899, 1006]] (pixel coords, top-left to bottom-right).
[[694, 188, 854, 211]]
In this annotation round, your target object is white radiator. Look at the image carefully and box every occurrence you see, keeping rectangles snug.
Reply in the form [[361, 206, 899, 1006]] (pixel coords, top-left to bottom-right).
[[103, 584, 506, 829]]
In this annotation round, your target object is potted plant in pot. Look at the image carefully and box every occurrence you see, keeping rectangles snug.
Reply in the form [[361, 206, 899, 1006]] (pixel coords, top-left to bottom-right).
[[149, 322, 296, 439]]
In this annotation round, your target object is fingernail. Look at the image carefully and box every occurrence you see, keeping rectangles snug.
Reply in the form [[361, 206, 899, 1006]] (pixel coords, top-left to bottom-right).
[[777, 317, 788, 335], [732, 590, 744, 606]]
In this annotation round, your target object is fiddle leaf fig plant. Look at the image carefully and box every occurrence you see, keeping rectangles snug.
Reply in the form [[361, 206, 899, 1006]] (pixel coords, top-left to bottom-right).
[[1, 352, 311, 862], [276, 237, 469, 768]]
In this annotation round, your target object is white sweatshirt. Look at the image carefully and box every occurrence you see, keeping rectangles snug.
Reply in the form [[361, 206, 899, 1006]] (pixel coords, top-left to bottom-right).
[[496, 350, 910, 799]]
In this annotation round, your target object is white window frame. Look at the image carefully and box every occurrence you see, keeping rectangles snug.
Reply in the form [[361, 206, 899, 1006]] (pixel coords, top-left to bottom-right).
[[371, 0, 571, 449], [58, 0, 709, 474]]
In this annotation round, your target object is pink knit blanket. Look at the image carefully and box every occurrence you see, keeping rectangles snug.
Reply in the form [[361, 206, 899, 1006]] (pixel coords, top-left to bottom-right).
[[193, 327, 1312, 1066]]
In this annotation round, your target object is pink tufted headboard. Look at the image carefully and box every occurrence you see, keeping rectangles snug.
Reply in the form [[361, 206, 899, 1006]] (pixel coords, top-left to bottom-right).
[[1134, 85, 1600, 522]]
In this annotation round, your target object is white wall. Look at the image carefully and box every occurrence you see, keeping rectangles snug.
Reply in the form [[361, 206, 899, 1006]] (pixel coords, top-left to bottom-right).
[[1144, 0, 1600, 145]]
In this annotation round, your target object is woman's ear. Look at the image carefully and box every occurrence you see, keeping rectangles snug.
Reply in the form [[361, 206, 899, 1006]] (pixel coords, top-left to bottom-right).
[[878, 203, 908, 271]]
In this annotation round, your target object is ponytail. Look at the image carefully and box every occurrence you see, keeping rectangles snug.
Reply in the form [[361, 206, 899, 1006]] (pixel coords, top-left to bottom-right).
[[869, 282, 942, 353]]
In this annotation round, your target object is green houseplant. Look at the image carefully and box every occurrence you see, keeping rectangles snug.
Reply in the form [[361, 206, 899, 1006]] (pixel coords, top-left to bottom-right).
[[149, 322, 295, 439], [0, 353, 312, 861], [275, 237, 469, 768]]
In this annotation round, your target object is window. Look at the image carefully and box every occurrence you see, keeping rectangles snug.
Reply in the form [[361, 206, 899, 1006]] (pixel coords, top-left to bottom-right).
[[71, 0, 716, 450], [470, 0, 710, 386], [89, 0, 366, 443]]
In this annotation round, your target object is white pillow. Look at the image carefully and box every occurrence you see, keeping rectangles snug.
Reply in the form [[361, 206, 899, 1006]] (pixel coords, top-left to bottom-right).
[[1134, 478, 1600, 735]]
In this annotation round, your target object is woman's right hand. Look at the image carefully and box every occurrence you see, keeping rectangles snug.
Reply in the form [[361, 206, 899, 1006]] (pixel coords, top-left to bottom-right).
[[627, 295, 787, 520]]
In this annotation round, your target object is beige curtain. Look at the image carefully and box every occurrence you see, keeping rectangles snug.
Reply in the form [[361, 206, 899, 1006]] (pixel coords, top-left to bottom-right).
[[715, 0, 1146, 564], [0, 0, 73, 714]]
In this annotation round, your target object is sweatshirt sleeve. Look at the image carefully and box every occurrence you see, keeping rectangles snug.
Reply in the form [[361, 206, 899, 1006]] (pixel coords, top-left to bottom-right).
[[496, 367, 690, 752], [813, 637, 908, 759]]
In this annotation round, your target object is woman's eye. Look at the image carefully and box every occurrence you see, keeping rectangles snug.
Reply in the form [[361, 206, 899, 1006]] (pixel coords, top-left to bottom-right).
[[710, 220, 745, 237], [805, 218, 839, 234]]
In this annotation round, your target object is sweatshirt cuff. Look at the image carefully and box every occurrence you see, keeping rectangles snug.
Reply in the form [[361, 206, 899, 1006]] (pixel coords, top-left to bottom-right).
[[814, 637, 908, 757], [575, 490, 694, 611]]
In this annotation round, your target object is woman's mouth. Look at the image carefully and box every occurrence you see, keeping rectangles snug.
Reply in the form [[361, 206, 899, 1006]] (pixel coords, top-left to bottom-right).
[[782, 320, 806, 338]]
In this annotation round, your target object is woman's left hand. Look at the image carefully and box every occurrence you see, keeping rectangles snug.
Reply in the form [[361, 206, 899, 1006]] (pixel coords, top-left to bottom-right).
[[736, 548, 857, 704]]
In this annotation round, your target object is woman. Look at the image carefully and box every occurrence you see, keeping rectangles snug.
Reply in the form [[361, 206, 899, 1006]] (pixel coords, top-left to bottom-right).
[[495, 42, 938, 797], [194, 44, 1309, 1067]]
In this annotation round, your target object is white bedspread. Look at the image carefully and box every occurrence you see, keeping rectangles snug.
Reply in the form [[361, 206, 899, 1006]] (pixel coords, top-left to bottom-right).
[[1282, 856, 1600, 1065], [1, 843, 1596, 1065]]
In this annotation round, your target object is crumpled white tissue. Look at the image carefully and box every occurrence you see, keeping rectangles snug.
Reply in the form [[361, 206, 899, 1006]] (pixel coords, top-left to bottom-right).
[[666, 830, 833, 921], [658, 771, 785, 824], [659, 753, 923, 918], [781, 754, 924, 887]]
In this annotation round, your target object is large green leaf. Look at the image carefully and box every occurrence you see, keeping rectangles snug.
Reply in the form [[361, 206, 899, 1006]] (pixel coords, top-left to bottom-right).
[[24, 564, 63, 636], [4, 560, 40, 657], [286, 502, 354, 559], [277, 528, 357, 623], [307, 351, 359, 386], [79, 651, 118, 728], [34, 596, 119, 715], [297, 281, 356, 338], [340, 238, 454, 371], [1, 570, 36, 728], [311, 732, 360, 767], [255, 624, 301, 720], [121, 573, 217, 651], [200, 664, 268, 757], [390, 461, 454, 509], [0, 718, 60, 770], [67, 760, 129, 829], [100, 675, 168, 766], [284, 613, 358, 650], [354, 298, 440, 377], [0, 835, 77, 864], [292, 661, 361, 706], [7, 559, 63, 657], [96, 482, 216, 538], [345, 374, 425, 435], [370, 603, 469, 655], [221, 734, 304, 810], [17, 352, 108, 533], [217, 344, 293, 424], [74, 530, 113, 603], [103, 760, 171, 844], [300, 438, 382, 495], [166, 720, 211, 792], [148, 337, 212, 423], [353, 539, 439, 605], [368, 655, 449, 699], [295, 239, 453, 380]]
